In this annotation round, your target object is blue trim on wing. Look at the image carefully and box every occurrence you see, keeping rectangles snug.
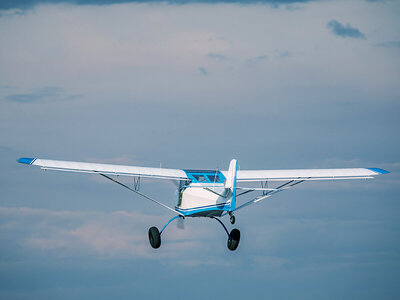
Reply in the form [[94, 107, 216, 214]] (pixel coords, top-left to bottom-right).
[[367, 168, 390, 175], [17, 157, 36, 165]]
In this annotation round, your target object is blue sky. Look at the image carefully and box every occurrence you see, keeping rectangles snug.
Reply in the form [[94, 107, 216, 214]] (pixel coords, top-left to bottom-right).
[[1, 0, 400, 299]]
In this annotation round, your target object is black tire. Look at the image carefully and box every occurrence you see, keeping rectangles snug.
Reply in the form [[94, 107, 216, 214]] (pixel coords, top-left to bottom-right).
[[227, 228, 240, 251], [148, 226, 161, 249], [230, 215, 236, 225]]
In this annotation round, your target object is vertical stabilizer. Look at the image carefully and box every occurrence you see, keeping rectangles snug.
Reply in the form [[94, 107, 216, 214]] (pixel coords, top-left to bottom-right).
[[225, 159, 237, 211]]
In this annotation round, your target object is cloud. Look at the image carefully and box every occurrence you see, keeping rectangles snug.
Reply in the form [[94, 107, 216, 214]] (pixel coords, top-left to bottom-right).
[[327, 20, 366, 39], [246, 55, 268, 66], [198, 66, 208, 75], [278, 50, 292, 58], [255, 55, 268, 60], [0, 9, 27, 16], [0, 1, 399, 298], [0, 207, 231, 262], [0, 207, 157, 258], [4, 86, 81, 103], [374, 41, 400, 48], [207, 52, 227, 60], [0, 0, 319, 11]]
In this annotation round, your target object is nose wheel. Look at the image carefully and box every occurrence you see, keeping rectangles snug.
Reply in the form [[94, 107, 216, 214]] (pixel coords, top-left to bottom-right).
[[229, 214, 235, 224]]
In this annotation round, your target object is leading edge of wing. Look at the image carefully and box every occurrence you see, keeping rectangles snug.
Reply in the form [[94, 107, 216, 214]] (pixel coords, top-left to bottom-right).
[[17, 157, 189, 180]]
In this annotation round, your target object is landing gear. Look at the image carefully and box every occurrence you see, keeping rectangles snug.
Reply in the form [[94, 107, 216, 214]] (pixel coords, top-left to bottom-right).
[[230, 214, 235, 225], [148, 215, 182, 249], [227, 228, 240, 251], [148, 226, 161, 249], [149, 215, 241, 251], [211, 216, 241, 251]]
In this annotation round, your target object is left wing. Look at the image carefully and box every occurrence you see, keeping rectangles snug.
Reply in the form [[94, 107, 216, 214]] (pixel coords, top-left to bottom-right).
[[17, 157, 189, 215], [17, 157, 189, 181]]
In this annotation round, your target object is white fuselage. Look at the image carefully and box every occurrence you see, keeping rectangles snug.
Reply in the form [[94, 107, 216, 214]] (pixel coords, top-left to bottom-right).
[[175, 182, 231, 217]]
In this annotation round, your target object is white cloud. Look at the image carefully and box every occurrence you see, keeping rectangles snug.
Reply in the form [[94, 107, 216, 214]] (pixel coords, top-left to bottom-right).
[[0, 1, 399, 297], [0, 1, 399, 105], [0, 207, 231, 263]]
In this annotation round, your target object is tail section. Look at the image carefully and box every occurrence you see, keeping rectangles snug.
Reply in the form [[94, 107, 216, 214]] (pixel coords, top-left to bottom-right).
[[225, 159, 237, 211]]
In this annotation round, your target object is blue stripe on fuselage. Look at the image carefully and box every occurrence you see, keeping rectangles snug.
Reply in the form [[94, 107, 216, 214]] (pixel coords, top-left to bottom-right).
[[176, 203, 230, 216]]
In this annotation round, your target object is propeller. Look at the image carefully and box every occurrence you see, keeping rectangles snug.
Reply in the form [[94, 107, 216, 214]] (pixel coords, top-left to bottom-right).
[[177, 216, 185, 229]]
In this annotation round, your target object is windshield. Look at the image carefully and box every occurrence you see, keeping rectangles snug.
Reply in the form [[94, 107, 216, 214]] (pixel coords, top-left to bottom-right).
[[192, 174, 208, 182], [207, 174, 222, 183]]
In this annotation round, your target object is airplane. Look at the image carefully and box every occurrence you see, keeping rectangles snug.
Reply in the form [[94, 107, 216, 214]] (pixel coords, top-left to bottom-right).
[[17, 157, 389, 251]]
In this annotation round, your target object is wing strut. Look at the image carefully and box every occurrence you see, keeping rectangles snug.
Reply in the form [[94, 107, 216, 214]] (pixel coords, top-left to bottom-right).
[[227, 178, 309, 214], [98, 173, 184, 216]]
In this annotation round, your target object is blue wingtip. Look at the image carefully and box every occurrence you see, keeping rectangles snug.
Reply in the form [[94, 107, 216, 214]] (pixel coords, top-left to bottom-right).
[[367, 168, 390, 175], [17, 157, 36, 165]]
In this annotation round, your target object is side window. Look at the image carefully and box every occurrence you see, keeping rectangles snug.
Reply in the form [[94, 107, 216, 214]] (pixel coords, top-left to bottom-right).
[[207, 174, 221, 183], [192, 174, 208, 182]]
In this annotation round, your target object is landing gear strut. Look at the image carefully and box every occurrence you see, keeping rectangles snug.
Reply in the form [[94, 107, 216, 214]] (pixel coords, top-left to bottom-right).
[[211, 216, 241, 251], [148, 215, 182, 249], [229, 213, 235, 225]]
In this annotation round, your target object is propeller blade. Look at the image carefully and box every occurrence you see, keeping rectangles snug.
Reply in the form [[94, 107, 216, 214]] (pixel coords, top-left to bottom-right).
[[177, 217, 185, 230]]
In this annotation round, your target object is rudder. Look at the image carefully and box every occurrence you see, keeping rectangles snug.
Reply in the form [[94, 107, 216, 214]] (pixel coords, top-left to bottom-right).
[[225, 159, 237, 211]]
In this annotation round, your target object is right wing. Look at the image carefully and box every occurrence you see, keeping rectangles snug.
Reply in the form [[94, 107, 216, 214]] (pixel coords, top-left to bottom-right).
[[223, 167, 389, 213], [17, 157, 189, 181], [232, 168, 389, 182]]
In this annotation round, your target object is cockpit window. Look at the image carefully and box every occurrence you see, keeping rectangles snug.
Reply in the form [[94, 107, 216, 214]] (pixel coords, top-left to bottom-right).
[[184, 170, 226, 183], [192, 174, 208, 182], [207, 174, 222, 183]]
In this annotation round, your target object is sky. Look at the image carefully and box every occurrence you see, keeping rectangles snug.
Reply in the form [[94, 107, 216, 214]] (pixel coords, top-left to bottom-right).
[[1, 0, 400, 299]]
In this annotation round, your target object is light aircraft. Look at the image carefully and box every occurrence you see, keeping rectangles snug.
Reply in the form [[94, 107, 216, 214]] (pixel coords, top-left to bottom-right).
[[17, 157, 389, 251]]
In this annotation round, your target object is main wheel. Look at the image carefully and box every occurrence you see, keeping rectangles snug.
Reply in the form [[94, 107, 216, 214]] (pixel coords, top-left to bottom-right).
[[227, 228, 240, 251], [148, 226, 161, 249]]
